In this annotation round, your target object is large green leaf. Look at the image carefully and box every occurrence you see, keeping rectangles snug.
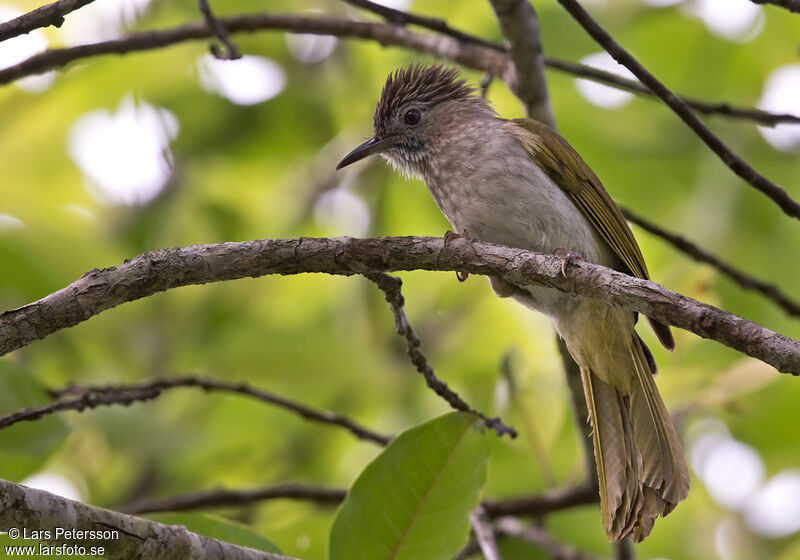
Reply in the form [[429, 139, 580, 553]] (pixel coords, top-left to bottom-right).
[[329, 411, 488, 560], [147, 512, 282, 554], [0, 362, 69, 481]]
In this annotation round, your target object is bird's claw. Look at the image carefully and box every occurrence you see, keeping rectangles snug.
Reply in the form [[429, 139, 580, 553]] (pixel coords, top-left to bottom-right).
[[444, 229, 470, 282], [553, 247, 583, 277]]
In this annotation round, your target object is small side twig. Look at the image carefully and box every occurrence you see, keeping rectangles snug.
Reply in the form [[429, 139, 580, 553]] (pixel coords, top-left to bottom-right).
[[339, 0, 503, 50], [470, 505, 502, 560], [750, 0, 800, 13], [614, 540, 634, 560], [622, 207, 800, 318], [197, 0, 240, 59], [0, 376, 390, 445], [495, 517, 602, 560], [482, 482, 598, 518], [364, 272, 517, 439], [123, 483, 346, 515], [556, 0, 800, 221]]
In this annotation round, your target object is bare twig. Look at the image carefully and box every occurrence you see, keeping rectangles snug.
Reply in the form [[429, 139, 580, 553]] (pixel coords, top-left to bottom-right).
[[470, 505, 502, 560], [0, 376, 391, 445], [489, 0, 554, 125], [483, 482, 598, 518], [365, 272, 516, 438], [495, 517, 602, 560], [1, 236, 799, 374], [0, 480, 298, 560], [0, 12, 794, 128], [543, 57, 800, 127], [556, 0, 800, 220], [197, 0, 241, 59], [0, 0, 97, 42], [124, 483, 346, 515], [622, 207, 800, 317], [340, 0, 503, 50], [750, 0, 800, 12]]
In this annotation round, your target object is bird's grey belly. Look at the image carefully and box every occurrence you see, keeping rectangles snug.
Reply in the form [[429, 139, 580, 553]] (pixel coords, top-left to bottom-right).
[[427, 160, 606, 319]]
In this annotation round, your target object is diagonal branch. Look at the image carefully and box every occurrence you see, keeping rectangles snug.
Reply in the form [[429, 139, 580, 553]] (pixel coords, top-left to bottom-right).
[[197, 0, 241, 59], [0, 376, 391, 444], [0, 479, 298, 560], [339, 0, 503, 50], [489, 0, 554, 125], [495, 517, 602, 560], [750, 0, 800, 12], [1, 236, 798, 374], [0, 0, 97, 42], [556, 0, 800, 221], [365, 272, 516, 438], [622, 207, 800, 318]]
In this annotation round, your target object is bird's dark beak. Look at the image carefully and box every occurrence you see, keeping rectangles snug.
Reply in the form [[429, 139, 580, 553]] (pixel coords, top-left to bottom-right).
[[336, 136, 397, 170]]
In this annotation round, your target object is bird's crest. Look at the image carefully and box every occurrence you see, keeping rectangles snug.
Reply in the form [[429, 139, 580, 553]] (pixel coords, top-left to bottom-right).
[[373, 64, 476, 130]]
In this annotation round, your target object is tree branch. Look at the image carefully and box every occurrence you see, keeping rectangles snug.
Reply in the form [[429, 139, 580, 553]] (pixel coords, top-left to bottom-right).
[[0, 479, 298, 560], [197, 0, 241, 59], [2, 236, 798, 374], [0, 0, 97, 42], [0, 11, 794, 128], [123, 483, 346, 515], [0, 376, 391, 444], [555, 0, 800, 221], [750, 0, 800, 12], [339, 0, 504, 50], [482, 482, 598, 517], [622, 207, 800, 318], [365, 272, 516, 437], [470, 505, 502, 560], [494, 517, 602, 560], [489, 0, 555, 125]]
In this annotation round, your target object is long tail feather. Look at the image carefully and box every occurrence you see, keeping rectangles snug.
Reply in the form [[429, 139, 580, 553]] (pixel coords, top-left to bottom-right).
[[580, 335, 689, 542]]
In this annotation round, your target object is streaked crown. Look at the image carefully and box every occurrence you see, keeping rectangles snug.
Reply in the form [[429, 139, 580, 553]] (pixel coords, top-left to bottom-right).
[[373, 64, 477, 133]]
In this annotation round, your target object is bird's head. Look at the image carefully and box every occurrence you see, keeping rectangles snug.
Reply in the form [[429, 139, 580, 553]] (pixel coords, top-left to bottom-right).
[[337, 64, 493, 177]]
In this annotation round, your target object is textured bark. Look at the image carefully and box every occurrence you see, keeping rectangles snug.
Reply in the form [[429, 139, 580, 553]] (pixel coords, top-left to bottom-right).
[[0, 480, 296, 560], [1, 236, 798, 374]]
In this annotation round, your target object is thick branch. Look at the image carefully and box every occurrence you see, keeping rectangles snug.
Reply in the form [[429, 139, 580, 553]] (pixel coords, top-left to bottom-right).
[[750, 0, 800, 12], [2, 236, 798, 374], [489, 0, 554, 125], [0, 12, 795, 128], [124, 483, 346, 515], [622, 207, 800, 317], [556, 0, 800, 221], [0, 376, 390, 445], [0, 480, 297, 560], [0, 0, 96, 42]]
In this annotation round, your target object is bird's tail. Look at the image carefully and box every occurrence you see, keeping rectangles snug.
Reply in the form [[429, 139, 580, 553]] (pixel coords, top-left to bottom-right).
[[580, 334, 689, 542]]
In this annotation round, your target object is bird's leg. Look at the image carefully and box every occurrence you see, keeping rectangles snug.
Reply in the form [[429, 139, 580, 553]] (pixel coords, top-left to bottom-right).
[[444, 229, 470, 282], [553, 247, 584, 278]]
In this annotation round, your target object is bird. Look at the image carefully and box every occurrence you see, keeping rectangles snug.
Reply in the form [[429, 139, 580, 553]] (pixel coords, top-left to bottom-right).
[[336, 64, 689, 543]]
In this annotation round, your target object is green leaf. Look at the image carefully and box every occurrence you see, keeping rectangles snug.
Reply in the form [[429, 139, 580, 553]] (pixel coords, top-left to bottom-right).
[[0, 362, 69, 481], [147, 512, 282, 554], [329, 411, 489, 560]]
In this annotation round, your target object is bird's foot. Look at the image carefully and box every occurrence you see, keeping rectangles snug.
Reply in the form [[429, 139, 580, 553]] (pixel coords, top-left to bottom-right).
[[444, 229, 470, 282], [553, 247, 584, 278]]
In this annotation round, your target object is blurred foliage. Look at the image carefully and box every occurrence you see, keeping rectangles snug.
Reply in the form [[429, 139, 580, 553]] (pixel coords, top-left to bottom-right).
[[0, 0, 799, 559]]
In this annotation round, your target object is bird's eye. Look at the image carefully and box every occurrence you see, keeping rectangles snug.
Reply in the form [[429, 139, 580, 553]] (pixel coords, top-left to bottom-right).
[[404, 109, 421, 126]]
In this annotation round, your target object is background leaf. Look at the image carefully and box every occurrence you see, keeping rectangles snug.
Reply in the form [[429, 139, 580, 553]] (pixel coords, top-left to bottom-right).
[[329, 412, 488, 560]]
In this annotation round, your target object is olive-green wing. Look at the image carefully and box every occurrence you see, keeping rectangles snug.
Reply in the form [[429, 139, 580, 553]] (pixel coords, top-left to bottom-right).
[[511, 118, 674, 351], [512, 118, 648, 279]]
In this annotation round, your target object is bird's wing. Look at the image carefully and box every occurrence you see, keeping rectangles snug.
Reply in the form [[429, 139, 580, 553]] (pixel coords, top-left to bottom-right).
[[511, 118, 648, 279], [511, 118, 674, 351]]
